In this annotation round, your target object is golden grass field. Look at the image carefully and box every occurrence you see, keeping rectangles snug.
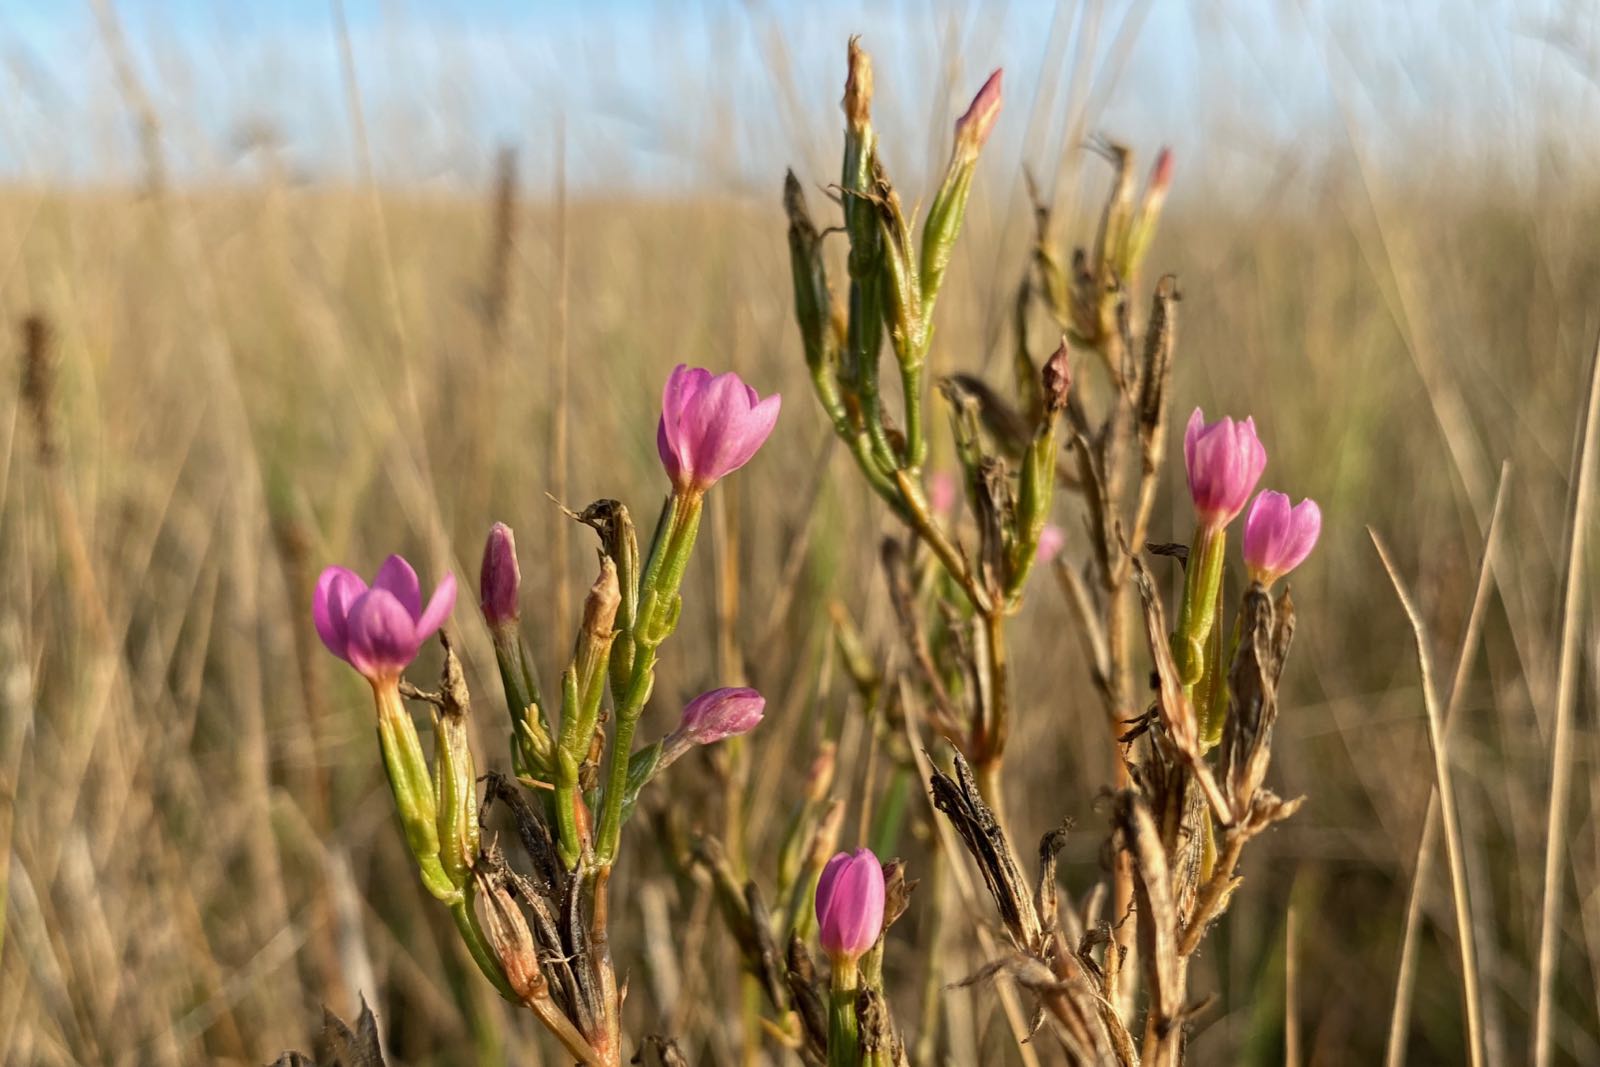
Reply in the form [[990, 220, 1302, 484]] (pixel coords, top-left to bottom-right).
[[4, 5, 1600, 1065]]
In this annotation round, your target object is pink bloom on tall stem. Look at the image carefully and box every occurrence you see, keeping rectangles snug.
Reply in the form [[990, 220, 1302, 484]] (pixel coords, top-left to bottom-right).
[[815, 848, 886, 963], [1183, 408, 1267, 530], [1036, 524, 1066, 564], [313, 555, 456, 685], [479, 522, 520, 626], [1243, 490, 1321, 586], [656, 364, 781, 496]]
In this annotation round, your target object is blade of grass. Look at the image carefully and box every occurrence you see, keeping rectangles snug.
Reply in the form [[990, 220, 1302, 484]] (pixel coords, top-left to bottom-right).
[[1384, 462, 1508, 1067], [1371, 528, 1486, 1067], [1533, 327, 1600, 1067]]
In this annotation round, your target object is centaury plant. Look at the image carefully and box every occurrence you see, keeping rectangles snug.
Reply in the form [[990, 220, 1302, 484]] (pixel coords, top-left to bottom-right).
[[773, 36, 1323, 1067], [307, 364, 779, 1066]]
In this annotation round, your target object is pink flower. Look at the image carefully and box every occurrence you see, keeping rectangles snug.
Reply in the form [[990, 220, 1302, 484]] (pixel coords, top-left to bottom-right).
[[656, 364, 781, 496], [955, 69, 1003, 155], [1184, 408, 1267, 529], [815, 847, 885, 963], [657, 687, 765, 771], [674, 687, 765, 746], [1036, 524, 1065, 564], [479, 522, 520, 626], [1243, 490, 1321, 585], [1150, 147, 1174, 195], [313, 555, 456, 685], [928, 470, 958, 518]]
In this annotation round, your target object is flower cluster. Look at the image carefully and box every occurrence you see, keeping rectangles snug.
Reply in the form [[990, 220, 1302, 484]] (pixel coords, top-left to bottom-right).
[[1182, 407, 1321, 586], [307, 364, 778, 1064]]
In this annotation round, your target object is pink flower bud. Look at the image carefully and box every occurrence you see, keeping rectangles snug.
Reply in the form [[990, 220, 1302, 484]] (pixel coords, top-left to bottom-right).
[[1243, 490, 1321, 585], [928, 470, 958, 518], [1183, 408, 1267, 530], [675, 686, 765, 746], [1036, 524, 1065, 564], [815, 847, 886, 963], [1150, 146, 1174, 194], [313, 554, 456, 685], [955, 69, 1003, 156], [479, 522, 520, 626], [656, 364, 781, 496]]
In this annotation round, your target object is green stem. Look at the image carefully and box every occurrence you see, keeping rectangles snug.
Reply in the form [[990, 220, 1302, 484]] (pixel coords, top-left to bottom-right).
[[373, 683, 457, 900], [828, 957, 862, 1067], [450, 891, 519, 1002], [594, 493, 702, 866], [901, 360, 925, 469], [1172, 523, 1227, 697], [593, 644, 656, 866], [1200, 609, 1243, 749]]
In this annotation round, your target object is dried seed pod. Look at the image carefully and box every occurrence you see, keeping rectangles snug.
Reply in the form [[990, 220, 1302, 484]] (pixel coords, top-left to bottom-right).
[[1219, 583, 1278, 822], [929, 752, 1043, 953], [474, 856, 547, 1005], [786, 934, 830, 1057]]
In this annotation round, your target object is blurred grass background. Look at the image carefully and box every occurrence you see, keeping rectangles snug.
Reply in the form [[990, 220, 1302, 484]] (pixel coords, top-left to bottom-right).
[[3, 1, 1600, 1064]]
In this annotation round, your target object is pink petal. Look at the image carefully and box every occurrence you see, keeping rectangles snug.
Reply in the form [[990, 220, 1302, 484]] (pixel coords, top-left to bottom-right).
[[344, 588, 422, 681], [1282, 499, 1322, 570], [678, 372, 751, 483], [659, 365, 712, 485], [656, 414, 682, 485], [371, 555, 422, 620], [713, 391, 781, 481], [1183, 408, 1205, 481], [1244, 491, 1290, 567], [416, 572, 457, 641], [815, 848, 885, 959], [312, 566, 367, 663]]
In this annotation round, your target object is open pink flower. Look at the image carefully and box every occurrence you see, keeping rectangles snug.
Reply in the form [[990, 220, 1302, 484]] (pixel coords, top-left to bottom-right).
[[1184, 408, 1267, 530], [1243, 491, 1321, 585], [815, 847, 885, 963], [656, 365, 781, 496], [313, 554, 456, 685]]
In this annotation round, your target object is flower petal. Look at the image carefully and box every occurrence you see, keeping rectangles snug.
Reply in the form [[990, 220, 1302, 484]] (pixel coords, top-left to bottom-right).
[[372, 555, 422, 620], [815, 848, 885, 960], [1183, 408, 1205, 483], [344, 588, 422, 682], [313, 566, 367, 663], [416, 571, 457, 642]]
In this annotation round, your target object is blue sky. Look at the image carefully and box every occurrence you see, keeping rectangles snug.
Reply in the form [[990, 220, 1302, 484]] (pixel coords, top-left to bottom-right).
[[1, 1, 1596, 196]]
